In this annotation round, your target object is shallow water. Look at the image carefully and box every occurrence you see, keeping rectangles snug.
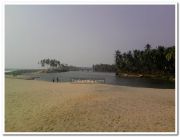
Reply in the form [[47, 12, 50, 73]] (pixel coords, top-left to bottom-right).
[[35, 71, 175, 89]]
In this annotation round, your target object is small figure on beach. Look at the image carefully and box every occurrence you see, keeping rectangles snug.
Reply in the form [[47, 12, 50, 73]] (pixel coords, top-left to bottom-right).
[[57, 77, 59, 83], [52, 78, 54, 83]]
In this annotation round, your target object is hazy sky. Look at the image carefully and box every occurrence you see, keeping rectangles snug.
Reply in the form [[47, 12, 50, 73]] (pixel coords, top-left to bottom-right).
[[5, 5, 175, 69]]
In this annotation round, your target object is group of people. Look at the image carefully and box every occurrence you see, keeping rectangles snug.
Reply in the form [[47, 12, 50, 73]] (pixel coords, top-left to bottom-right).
[[52, 77, 60, 83]]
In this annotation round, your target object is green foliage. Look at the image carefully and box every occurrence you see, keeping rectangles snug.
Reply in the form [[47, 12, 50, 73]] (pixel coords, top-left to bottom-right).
[[39, 59, 61, 68], [115, 45, 175, 76], [39, 59, 69, 72], [93, 64, 116, 72]]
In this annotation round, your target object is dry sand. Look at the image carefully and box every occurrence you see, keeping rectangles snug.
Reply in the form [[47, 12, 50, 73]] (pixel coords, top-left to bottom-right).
[[5, 78, 175, 132]]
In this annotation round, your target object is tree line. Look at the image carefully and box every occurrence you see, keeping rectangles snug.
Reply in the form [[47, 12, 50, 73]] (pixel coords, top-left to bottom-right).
[[38, 59, 89, 72], [38, 59, 69, 72], [39, 59, 61, 68], [115, 44, 175, 76], [92, 64, 116, 72], [38, 44, 175, 79]]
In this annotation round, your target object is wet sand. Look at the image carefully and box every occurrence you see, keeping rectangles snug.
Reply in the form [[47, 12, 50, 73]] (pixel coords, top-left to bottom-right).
[[5, 78, 175, 132]]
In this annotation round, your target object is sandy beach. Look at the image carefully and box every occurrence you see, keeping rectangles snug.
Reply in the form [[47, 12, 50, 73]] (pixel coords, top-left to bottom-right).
[[5, 78, 175, 132]]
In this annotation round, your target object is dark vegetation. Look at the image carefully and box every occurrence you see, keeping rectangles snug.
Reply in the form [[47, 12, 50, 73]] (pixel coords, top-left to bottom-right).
[[39, 59, 66, 72], [39, 59, 89, 72], [39, 59, 77, 72], [115, 44, 175, 81], [92, 64, 116, 72]]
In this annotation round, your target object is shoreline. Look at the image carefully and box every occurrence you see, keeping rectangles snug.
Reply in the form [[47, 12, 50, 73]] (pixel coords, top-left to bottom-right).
[[116, 72, 175, 82], [5, 68, 175, 83], [5, 74, 175, 89]]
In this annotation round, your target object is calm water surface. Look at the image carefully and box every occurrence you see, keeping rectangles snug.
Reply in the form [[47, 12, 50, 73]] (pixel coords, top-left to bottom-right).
[[36, 71, 175, 89]]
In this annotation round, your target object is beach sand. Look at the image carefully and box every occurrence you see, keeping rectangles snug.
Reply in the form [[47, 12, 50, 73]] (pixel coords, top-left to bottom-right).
[[5, 78, 175, 132]]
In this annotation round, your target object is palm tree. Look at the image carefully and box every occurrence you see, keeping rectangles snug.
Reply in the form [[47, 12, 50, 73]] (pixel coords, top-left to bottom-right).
[[115, 44, 175, 76]]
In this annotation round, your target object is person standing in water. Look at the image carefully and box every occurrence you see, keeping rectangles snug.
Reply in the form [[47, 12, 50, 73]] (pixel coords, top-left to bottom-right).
[[57, 77, 59, 83], [52, 78, 54, 83]]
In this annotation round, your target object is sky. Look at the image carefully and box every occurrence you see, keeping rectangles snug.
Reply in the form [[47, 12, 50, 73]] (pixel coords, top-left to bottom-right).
[[5, 5, 175, 69]]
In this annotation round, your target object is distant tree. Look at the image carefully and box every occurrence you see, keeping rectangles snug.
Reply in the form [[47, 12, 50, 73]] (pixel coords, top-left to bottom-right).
[[145, 44, 151, 51], [39, 59, 61, 69]]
